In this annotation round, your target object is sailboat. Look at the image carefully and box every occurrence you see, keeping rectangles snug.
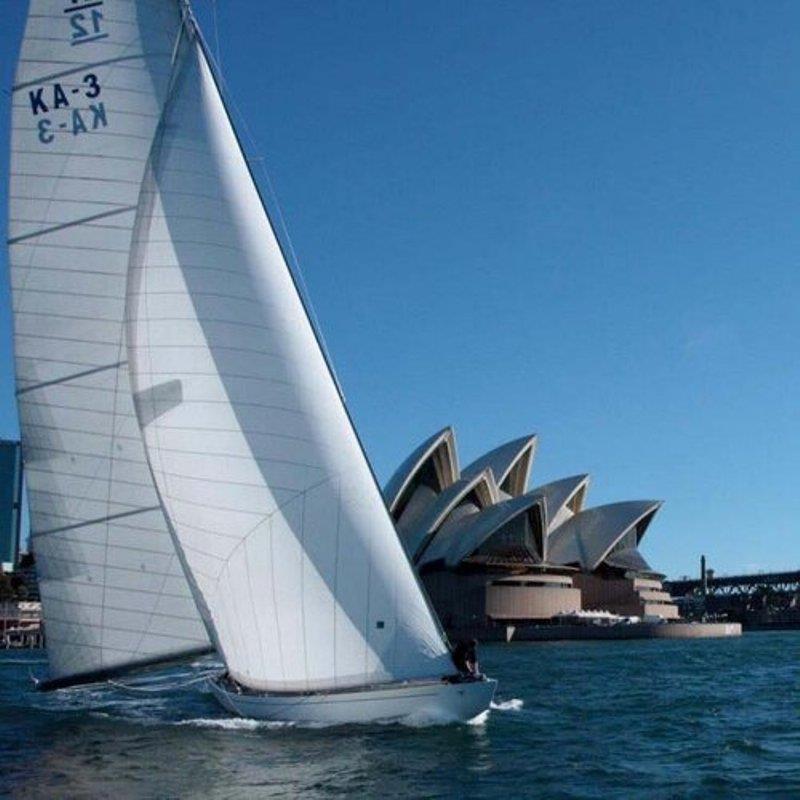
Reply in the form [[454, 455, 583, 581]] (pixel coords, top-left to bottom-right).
[[8, 0, 496, 723]]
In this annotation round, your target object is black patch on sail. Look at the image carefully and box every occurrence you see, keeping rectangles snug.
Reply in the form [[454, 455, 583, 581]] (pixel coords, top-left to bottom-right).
[[134, 380, 183, 426]]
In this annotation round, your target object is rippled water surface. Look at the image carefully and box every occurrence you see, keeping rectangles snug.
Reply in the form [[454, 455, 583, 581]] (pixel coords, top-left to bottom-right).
[[2, 632, 799, 798]]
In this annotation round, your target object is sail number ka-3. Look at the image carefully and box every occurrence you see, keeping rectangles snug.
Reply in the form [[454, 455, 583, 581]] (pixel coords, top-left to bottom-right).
[[28, 72, 106, 144]]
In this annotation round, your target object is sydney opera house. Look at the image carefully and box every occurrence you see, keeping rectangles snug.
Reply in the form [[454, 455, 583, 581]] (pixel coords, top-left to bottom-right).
[[384, 427, 680, 640]]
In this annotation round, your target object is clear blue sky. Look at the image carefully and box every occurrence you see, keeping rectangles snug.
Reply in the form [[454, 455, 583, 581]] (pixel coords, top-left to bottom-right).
[[2, 1, 798, 578]]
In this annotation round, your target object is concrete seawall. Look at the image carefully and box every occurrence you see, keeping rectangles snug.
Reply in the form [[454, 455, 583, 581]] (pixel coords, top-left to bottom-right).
[[506, 621, 742, 642], [449, 621, 742, 642]]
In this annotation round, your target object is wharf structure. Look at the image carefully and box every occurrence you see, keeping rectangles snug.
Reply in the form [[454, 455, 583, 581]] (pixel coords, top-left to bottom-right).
[[0, 553, 43, 648], [385, 427, 739, 641], [0, 601, 43, 649], [667, 563, 800, 630]]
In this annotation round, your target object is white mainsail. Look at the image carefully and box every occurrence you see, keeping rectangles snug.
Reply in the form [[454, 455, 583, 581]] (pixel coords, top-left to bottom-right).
[[8, 0, 210, 687], [126, 26, 453, 692]]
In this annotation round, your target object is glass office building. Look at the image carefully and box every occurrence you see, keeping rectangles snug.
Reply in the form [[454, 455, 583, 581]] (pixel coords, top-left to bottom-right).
[[0, 440, 22, 570]]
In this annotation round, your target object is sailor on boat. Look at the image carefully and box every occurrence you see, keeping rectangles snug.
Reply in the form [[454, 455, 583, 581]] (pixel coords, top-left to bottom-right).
[[451, 639, 481, 679]]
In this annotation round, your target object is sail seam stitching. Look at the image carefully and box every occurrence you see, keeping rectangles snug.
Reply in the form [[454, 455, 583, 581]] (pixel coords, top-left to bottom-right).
[[8, 206, 138, 245], [32, 505, 162, 538], [12, 54, 152, 91], [17, 360, 127, 395], [101, 311, 130, 655]]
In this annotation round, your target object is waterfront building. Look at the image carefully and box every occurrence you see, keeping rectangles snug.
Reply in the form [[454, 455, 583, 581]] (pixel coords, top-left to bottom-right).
[[0, 440, 22, 572], [0, 600, 43, 649], [385, 427, 679, 638]]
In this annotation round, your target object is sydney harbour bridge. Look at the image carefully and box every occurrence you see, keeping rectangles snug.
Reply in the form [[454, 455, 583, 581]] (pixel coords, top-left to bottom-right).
[[666, 566, 800, 628]]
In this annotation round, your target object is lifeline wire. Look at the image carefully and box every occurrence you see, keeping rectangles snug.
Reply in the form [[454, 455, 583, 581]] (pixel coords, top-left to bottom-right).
[[107, 670, 221, 695]]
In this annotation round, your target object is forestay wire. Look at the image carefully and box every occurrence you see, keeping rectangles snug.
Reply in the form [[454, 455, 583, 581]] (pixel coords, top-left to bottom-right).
[[209, 0, 222, 71], [196, 2, 346, 400]]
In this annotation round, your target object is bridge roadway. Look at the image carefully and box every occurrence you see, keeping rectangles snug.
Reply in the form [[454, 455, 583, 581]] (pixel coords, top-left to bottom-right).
[[666, 570, 800, 597]]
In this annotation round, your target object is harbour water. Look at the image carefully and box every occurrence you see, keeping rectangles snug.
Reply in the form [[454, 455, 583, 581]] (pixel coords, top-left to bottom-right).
[[1, 632, 798, 799]]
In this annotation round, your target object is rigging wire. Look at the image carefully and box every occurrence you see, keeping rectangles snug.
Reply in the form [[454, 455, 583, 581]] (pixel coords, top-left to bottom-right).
[[107, 670, 221, 695], [192, 9, 346, 400], [209, 0, 222, 72]]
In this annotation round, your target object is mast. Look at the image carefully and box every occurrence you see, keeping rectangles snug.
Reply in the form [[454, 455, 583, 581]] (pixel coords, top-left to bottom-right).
[[126, 18, 452, 693], [7, 0, 212, 689]]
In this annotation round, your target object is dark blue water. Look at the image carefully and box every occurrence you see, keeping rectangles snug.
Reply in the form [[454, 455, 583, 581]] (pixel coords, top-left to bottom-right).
[[2, 632, 799, 799]]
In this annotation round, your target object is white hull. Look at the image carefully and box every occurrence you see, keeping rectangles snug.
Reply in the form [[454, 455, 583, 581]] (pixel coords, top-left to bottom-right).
[[209, 676, 497, 725]]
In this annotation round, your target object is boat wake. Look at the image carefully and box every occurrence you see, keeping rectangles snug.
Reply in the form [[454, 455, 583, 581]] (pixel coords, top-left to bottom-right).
[[395, 708, 472, 728], [174, 706, 497, 731], [466, 710, 490, 726], [490, 698, 524, 712], [174, 717, 305, 731]]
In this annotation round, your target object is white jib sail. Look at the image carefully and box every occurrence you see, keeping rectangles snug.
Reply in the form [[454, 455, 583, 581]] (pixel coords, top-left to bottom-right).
[[8, 0, 210, 686], [126, 30, 453, 693]]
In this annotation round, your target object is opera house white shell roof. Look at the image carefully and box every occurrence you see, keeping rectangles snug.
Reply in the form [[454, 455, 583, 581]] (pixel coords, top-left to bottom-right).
[[529, 474, 590, 533], [418, 492, 547, 569], [399, 468, 498, 563], [384, 426, 458, 517], [547, 501, 662, 572], [385, 428, 664, 577], [461, 435, 536, 498]]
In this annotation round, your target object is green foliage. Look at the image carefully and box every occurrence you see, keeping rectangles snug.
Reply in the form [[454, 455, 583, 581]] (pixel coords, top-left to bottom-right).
[[0, 573, 15, 601], [0, 572, 28, 601]]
